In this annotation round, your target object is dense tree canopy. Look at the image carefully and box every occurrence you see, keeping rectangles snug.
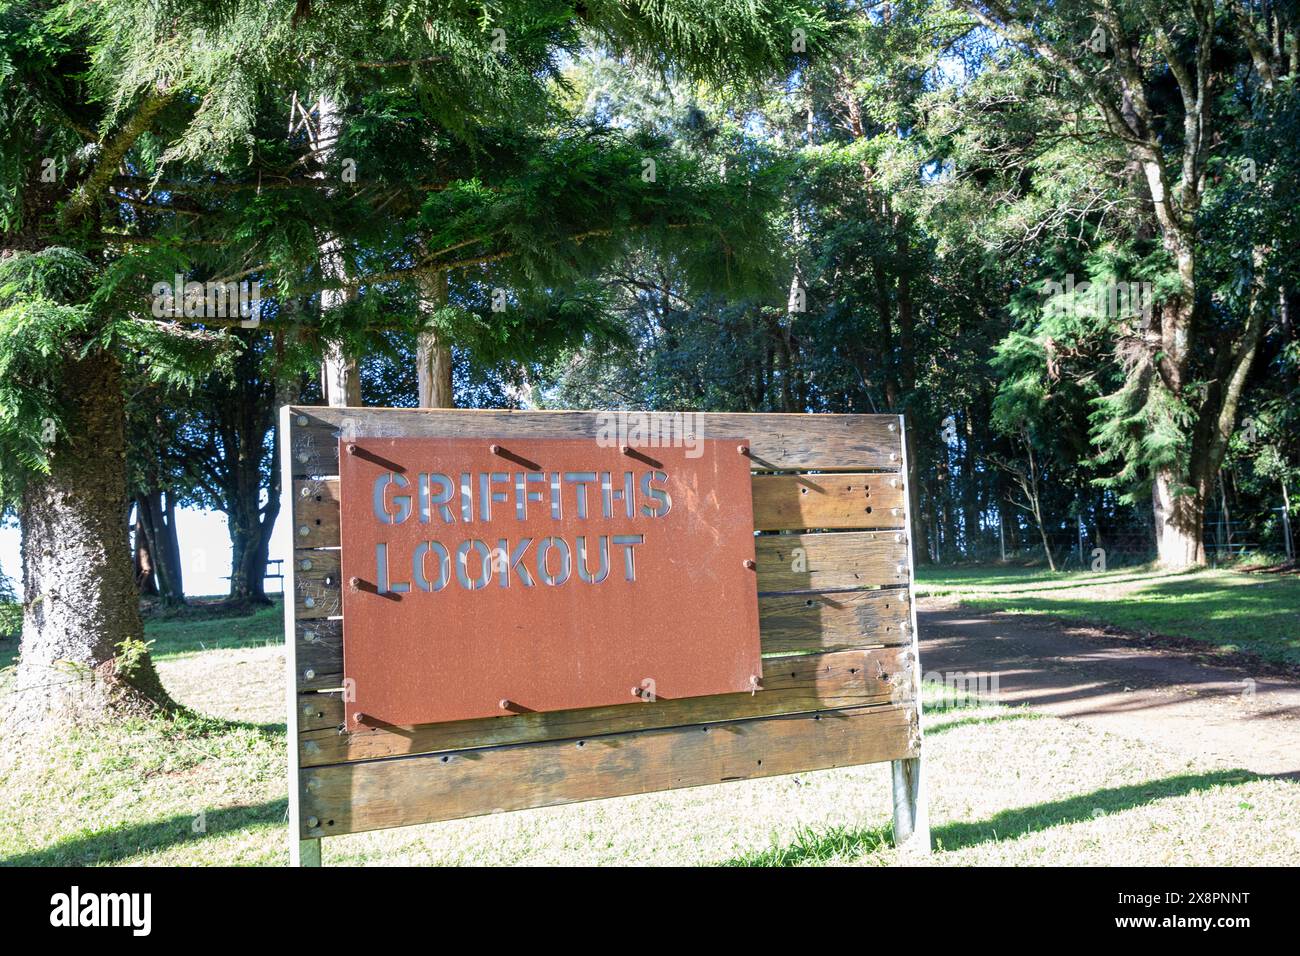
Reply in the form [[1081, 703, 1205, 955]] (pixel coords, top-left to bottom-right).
[[1, 0, 1297, 726]]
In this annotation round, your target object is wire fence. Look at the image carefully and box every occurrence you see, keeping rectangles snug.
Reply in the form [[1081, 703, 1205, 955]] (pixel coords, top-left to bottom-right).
[[924, 506, 1295, 568]]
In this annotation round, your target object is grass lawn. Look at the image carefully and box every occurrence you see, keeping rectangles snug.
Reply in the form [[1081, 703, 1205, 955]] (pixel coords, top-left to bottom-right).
[[0, 598, 284, 673], [916, 564, 1300, 667], [2, 597, 1296, 866]]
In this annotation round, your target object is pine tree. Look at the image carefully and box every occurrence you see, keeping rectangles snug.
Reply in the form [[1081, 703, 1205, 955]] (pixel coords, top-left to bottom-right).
[[0, 0, 825, 724]]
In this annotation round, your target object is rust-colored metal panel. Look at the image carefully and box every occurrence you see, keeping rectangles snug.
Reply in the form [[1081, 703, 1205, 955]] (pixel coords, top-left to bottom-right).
[[338, 437, 761, 729]]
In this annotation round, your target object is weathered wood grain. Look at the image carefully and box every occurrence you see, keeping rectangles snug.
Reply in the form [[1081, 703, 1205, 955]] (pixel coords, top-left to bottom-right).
[[299, 646, 911, 765], [295, 619, 344, 692], [284, 407, 903, 477], [299, 703, 917, 837], [751, 473, 906, 531], [754, 530, 908, 591], [290, 479, 340, 551], [758, 587, 911, 654]]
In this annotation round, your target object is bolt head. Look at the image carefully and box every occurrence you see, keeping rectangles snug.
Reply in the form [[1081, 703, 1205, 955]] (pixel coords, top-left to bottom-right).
[[306, 816, 319, 829], [296, 414, 309, 426], [489, 443, 501, 454], [742, 558, 756, 570], [349, 576, 360, 589], [737, 444, 750, 456]]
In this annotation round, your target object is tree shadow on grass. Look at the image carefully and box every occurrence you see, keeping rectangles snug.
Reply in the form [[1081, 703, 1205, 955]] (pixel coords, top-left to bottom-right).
[[1, 799, 287, 867], [724, 769, 1259, 866], [921, 710, 1042, 736]]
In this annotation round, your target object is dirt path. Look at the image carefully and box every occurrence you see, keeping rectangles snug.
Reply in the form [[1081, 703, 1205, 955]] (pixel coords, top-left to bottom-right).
[[918, 602, 1300, 777]]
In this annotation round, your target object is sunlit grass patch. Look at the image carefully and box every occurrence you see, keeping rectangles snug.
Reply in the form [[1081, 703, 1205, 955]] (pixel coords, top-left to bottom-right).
[[143, 598, 284, 660], [1, 601, 1296, 867], [916, 565, 1300, 665]]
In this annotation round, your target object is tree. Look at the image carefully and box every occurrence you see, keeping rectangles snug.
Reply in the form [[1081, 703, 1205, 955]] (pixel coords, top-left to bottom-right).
[[172, 330, 299, 606], [126, 377, 194, 605], [0, 0, 826, 724], [958, 0, 1296, 565]]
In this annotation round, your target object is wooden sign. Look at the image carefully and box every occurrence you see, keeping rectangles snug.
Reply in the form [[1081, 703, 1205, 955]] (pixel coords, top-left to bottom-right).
[[281, 408, 928, 866], [336, 436, 762, 729]]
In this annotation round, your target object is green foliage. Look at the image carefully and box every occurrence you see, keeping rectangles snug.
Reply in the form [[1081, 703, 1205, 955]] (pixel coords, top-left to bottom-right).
[[0, 559, 18, 638], [0, 247, 234, 504], [0, 248, 98, 492]]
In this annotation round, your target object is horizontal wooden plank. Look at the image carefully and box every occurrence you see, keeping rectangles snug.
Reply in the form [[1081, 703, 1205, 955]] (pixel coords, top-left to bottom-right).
[[292, 531, 911, 619], [299, 647, 911, 765], [758, 587, 910, 655], [754, 531, 908, 591], [289, 579, 910, 699], [751, 473, 905, 532], [299, 703, 918, 837], [284, 407, 903, 477], [292, 471, 907, 552]]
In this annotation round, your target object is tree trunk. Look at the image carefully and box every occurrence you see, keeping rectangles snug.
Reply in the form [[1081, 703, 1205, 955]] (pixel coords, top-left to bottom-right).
[[1036, 517, 1057, 573], [226, 458, 273, 607], [1152, 466, 1205, 568], [960, 408, 981, 558], [12, 348, 172, 726], [417, 271, 455, 408], [133, 505, 159, 597], [320, 337, 360, 407], [1280, 479, 1294, 562], [156, 491, 186, 603], [224, 435, 275, 608], [135, 491, 186, 605], [227, 519, 271, 605], [313, 94, 360, 408]]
